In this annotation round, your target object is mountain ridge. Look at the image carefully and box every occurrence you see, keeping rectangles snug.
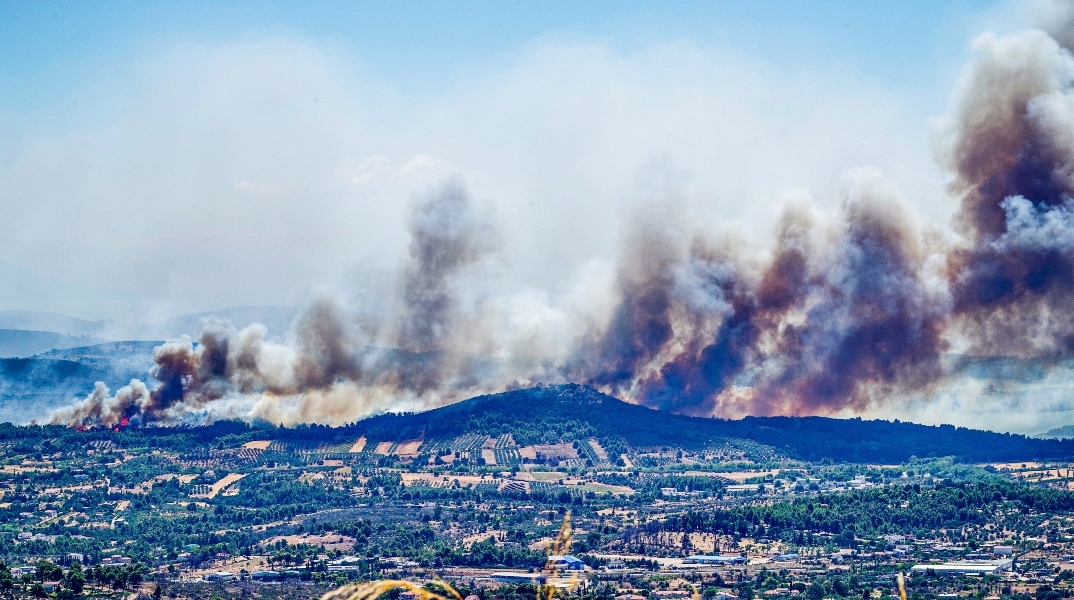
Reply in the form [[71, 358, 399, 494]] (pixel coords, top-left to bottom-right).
[[0, 329, 110, 358], [335, 384, 1074, 464]]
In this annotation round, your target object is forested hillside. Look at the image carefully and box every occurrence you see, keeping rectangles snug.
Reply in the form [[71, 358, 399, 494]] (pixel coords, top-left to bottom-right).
[[345, 384, 1074, 463]]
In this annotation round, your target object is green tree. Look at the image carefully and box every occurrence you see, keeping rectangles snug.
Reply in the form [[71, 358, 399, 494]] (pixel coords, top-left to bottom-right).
[[0, 561, 12, 595], [65, 564, 85, 595], [35, 560, 62, 582]]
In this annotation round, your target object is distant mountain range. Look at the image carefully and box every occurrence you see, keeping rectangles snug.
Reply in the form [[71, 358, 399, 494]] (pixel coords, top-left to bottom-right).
[[1037, 425, 1074, 440], [0, 311, 115, 338], [0, 305, 293, 347], [3, 357, 1073, 462], [0, 329, 109, 359], [0, 341, 160, 424], [0, 306, 295, 422]]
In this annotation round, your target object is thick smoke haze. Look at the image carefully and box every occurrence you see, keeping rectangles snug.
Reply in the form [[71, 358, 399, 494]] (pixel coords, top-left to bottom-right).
[[49, 5, 1074, 431], [0, 36, 939, 323], [565, 171, 952, 419]]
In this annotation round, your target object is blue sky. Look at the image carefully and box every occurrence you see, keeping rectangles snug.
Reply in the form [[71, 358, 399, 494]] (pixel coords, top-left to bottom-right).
[[1, 1, 1007, 117]]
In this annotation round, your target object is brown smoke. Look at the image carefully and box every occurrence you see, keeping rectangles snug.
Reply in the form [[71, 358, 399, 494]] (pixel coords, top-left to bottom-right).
[[569, 17, 1074, 416], [569, 173, 951, 417], [54, 183, 503, 428], [50, 380, 152, 429], [289, 301, 367, 389], [51, 321, 253, 427], [945, 29, 1074, 357], [51, 9, 1074, 427], [567, 213, 690, 397]]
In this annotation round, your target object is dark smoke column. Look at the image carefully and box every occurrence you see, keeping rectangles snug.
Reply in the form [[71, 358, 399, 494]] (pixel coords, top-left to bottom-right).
[[577, 173, 950, 418], [946, 28, 1074, 358], [390, 180, 498, 392], [398, 181, 497, 352]]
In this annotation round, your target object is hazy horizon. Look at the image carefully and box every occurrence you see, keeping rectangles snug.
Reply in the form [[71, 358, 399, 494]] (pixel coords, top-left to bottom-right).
[[10, 1, 1074, 435]]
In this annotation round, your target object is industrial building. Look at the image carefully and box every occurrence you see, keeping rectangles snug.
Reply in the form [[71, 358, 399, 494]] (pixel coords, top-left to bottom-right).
[[204, 571, 237, 583], [546, 555, 586, 571], [910, 559, 1014, 576]]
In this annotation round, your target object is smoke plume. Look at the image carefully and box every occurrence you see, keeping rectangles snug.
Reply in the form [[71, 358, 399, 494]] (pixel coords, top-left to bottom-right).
[[560, 12, 1074, 418], [53, 185, 506, 427], [567, 173, 951, 417], [944, 28, 1074, 357], [50, 6, 1074, 427], [398, 180, 498, 353]]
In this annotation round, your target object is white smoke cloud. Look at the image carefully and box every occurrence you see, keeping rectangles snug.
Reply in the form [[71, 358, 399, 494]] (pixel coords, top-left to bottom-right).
[[993, 196, 1074, 252], [0, 36, 940, 322]]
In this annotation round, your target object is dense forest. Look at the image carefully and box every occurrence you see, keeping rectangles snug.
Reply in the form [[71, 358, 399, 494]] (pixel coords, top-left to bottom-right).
[[638, 480, 1074, 547]]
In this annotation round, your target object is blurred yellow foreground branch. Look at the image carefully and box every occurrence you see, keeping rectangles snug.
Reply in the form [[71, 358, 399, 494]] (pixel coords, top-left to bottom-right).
[[322, 512, 577, 600], [322, 578, 463, 600]]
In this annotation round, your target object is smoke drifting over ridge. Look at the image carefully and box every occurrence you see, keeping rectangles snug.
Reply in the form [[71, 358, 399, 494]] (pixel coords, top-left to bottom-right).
[[50, 10, 1074, 428], [53, 185, 509, 427], [566, 174, 951, 418]]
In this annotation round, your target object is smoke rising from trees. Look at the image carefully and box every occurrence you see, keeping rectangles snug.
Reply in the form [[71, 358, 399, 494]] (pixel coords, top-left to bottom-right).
[[51, 9, 1074, 427]]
